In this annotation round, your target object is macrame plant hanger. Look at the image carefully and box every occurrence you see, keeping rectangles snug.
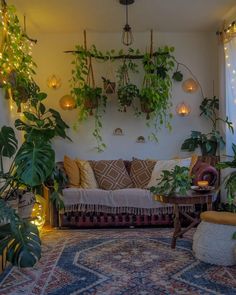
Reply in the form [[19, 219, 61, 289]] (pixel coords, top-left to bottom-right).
[[103, 56, 116, 94], [141, 29, 154, 120], [83, 30, 97, 115]]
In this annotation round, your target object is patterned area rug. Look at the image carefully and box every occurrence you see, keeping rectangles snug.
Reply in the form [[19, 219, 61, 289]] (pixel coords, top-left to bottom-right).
[[0, 228, 236, 295]]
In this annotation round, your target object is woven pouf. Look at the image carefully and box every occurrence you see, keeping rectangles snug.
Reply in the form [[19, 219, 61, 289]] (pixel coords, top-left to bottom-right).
[[193, 211, 236, 266]]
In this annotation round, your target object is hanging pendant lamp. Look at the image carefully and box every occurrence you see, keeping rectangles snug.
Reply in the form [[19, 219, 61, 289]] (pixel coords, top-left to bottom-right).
[[120, 0, 135, 46]]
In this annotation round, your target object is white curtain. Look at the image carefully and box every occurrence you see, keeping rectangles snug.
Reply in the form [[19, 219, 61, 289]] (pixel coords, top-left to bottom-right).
[[225, 37, 236, 155]]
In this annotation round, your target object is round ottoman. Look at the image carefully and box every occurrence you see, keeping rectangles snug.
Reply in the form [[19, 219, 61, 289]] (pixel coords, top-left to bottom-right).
[[193, 211, 236, 266]]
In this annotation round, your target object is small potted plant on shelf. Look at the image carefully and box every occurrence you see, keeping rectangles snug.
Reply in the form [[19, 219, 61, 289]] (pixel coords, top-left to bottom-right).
[[149, 165, 192, 196], [181, 96, 234, 156]]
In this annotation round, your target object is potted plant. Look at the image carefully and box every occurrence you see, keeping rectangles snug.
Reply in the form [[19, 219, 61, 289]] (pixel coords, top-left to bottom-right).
[[117, 56, 139, 112], [181, 96, 234, 156], [74, 84, 106, 116], [138, 46, 176, 139], [70, 45, 108, 152], [149, 165, 192, 195], [217, 143, 236, 212]]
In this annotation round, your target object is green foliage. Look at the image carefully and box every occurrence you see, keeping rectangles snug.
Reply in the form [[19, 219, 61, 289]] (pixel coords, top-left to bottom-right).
[[217, 143, 236, 211], [0, 194, 41, 268], [70, 45, 107, 152], [172, 70, 183, 82], [117, 56, 139, 111], [139, 46, 175, 141], [0, 4, 36, 108], [14, 142, 55, 187], [117, 83, 139, 109], [181, 97, 234, 155], [15, 91, 70, 143], [0, 126, 18, 173], [149, 165, 192, 196]]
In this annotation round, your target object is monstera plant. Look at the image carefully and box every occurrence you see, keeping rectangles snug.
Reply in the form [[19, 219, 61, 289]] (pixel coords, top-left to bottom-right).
[[0, 86, 70, 268]]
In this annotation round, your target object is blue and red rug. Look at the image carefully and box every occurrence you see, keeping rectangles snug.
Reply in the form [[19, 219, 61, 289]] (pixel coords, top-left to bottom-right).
[[0, 228, 235, 295]]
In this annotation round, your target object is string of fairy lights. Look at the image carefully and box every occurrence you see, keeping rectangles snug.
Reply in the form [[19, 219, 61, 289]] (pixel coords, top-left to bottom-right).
[[224, 44, 236, 119], [0, 2, 36, 113]]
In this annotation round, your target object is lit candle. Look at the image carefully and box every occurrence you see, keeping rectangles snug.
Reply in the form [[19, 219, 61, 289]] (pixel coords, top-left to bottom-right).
[[197, 180, 209, 187]]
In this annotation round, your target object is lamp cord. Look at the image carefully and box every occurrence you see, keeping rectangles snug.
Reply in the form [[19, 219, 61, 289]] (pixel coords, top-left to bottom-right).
[[126, 1, 128, 25]]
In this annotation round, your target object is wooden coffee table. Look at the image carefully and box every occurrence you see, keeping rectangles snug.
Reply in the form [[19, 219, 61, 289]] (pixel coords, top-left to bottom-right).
[[154, 191, 216, 249]]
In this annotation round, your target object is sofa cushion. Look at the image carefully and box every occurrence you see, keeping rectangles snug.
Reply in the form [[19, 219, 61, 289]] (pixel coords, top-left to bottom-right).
[[76, 160, 98, 189], [147, 157, 192, 188], [130, 159, 156, 188], [91, 160, 133, 190], [64, 155, 80, 187]]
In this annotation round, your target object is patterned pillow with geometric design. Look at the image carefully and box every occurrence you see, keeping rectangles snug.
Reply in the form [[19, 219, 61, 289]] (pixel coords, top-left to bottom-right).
[[130, 159, 156, 188], [91, 160, 134, 190]]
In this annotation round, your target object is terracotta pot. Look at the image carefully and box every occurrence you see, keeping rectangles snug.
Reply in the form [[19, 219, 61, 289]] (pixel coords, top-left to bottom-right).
[[140, 102, 154, 119], [84, 97, 98, 115]]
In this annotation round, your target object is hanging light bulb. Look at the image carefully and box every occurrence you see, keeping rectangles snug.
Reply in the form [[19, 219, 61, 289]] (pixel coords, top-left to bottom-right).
[[122, 24, 134, 46], [120, 0, 134, 46]]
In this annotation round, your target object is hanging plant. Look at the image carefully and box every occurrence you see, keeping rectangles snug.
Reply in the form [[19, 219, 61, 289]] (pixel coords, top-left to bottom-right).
[[116, 53, 139, 112], [0, 3, 36, 111], [70, 45, 107, 152], [138, 46, 176, 141]]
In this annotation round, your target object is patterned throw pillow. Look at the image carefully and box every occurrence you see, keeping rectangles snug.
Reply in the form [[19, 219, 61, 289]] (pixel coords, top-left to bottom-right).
[[130, 159, 156, 188], [91, 160, 134, 190]]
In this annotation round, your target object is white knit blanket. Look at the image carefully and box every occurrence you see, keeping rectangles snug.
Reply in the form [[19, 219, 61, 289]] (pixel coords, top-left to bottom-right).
[[61, 188, 193, 215]]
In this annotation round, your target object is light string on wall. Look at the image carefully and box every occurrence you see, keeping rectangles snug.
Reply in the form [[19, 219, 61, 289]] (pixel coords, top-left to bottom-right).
[[216, 20, 236, 43]]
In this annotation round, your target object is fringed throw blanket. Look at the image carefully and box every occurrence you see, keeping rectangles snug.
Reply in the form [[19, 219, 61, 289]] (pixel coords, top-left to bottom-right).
[[61, 188, 194, 215]]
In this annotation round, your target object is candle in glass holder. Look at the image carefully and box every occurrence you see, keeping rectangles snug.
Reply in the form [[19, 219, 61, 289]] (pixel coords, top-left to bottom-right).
[[197, 180, 209, 187]]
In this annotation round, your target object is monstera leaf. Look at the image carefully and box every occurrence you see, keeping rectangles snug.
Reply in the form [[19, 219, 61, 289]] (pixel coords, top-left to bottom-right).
[[0, 126, 18, 158], [14, 141, 55, 187], [0, 199, 41, 267]]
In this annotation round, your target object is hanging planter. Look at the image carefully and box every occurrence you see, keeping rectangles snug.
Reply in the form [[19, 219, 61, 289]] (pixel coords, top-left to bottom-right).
[[71, 40, 107, 152], [117, 58, 139, 112]]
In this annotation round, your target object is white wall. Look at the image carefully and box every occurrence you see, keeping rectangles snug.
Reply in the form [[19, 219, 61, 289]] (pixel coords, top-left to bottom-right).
[[1, 31, 218, 161]]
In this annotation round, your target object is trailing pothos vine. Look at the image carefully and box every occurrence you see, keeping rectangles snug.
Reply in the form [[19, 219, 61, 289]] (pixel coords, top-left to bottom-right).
[[70, 45, 108, 152], [138, 46, 175, 142], [70, 43, 179, 149]]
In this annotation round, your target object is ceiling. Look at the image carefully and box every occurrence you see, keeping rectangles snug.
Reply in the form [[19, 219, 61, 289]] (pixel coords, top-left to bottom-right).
[[8, 0, 236, 34]]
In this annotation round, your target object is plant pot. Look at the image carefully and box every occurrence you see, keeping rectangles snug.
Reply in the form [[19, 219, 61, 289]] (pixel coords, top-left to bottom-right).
[[103, 81, 116, 94], [84, 97, 98, 115], [140, 102, 154, 120], [200, 140, 218, 156]]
